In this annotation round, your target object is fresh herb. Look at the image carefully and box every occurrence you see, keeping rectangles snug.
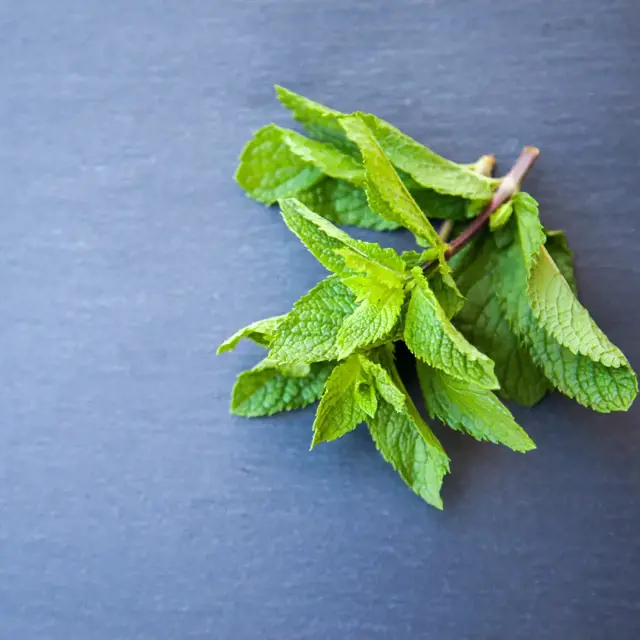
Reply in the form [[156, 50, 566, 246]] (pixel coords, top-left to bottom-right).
[[221, 87, 637, 509]]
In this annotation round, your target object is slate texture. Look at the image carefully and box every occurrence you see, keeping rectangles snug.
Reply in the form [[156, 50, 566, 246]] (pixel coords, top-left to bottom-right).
[[1, 1, 639, 638]]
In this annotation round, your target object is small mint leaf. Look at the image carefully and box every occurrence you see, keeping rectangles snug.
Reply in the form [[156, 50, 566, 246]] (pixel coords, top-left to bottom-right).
[[235, 124, 323, 204], [218, 315, 286, 354], [311, 355, 365, 447], [232, 359, 333, 417]]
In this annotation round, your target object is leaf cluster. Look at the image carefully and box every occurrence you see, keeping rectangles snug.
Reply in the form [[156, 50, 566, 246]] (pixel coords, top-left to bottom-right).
[[220, 88, 637, 508]]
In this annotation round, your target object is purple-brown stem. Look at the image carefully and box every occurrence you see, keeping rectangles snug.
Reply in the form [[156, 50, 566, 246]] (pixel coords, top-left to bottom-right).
[[444, 146, 540, 260], [423, 146, 540, 272]]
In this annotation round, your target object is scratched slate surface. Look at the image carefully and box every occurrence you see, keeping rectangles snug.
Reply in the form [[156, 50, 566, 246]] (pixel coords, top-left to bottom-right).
[[1, 1, 639, 638]]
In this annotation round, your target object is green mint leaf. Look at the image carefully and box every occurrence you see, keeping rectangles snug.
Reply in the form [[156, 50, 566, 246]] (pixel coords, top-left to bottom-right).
[[274, 85, 356, 153], [417, 361, 536, 453], [337, 248, 406, 289], [429, 266, 465, 319], [283, 129, 365, 185], [360, 113, 496, 201], [340, 114, 445, 250], [296, 178, 400, 231], [360, 353, 406, 412], [489, 200, 514, 231], [217, 315, 286, 354], [336, 282, 405, 359], [400, 248, 440, 269], [528, 244, 628, 368], [545, 229, 577, 294], [231, 359, 333, 417], [311, 355, 366, 447], [513, 192, 546, 276], [494, 230, 637, 412], [355, 376, 378, 419], [270, 276, 357, 363], [235, 124, 324, 204], [451, 233, 548, 406], [404, 267, 499, 389], [367, 346, 450, 509], [279, 197, 406, 278]]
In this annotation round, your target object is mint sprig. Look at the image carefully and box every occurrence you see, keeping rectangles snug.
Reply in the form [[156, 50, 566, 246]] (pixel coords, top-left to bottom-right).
[[219, 87, 638, 509]]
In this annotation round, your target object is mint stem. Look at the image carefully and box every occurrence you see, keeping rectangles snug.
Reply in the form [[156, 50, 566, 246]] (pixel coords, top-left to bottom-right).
[[444, 146, 540, 260]]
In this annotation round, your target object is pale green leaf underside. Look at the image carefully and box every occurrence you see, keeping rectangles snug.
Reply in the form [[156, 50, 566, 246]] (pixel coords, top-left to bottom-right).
[[404, 268, 499, 390], [311, 356, 365, 447], [270, 276, 357, 364], [218, 315, 286, 354], [235, 124, 323, 204], [231, 360, 333, 417], [417, 361, 536, 453], [340, 114, 445, 250], [495, 233, 637, 412], [451, 233, 548, 406], [528, 244, 627, 368]]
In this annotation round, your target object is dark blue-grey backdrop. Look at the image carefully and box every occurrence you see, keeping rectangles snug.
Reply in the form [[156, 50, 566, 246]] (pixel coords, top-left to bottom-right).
[[1, 1, 639, 638]]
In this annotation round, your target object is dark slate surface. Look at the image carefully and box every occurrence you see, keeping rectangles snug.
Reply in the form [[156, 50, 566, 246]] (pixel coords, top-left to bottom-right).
[[1, 1, 639, 638]]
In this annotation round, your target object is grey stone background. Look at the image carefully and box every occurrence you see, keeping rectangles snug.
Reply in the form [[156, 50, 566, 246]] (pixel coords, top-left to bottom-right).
[[1, 1, 639, 638]]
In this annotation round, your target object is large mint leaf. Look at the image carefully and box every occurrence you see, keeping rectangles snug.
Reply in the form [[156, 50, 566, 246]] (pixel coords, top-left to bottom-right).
[[311, 355, 365, 446], [451, 232, 548, 406], [218, 315, 286, 354], [528, 245, 627, 368], [494, 229, 637, 412], [279, 197, 406, 278], [235, 124, 323, 204], [417, 361, 535, 453], [367, 346, 450, 509], [270, 276, 357, 364], [340, 115, 445, 250], [231, 359, 333, 417], [360, 113, 496, 200], [296, 178, 399, 231], [404, 268, 499, 389]]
